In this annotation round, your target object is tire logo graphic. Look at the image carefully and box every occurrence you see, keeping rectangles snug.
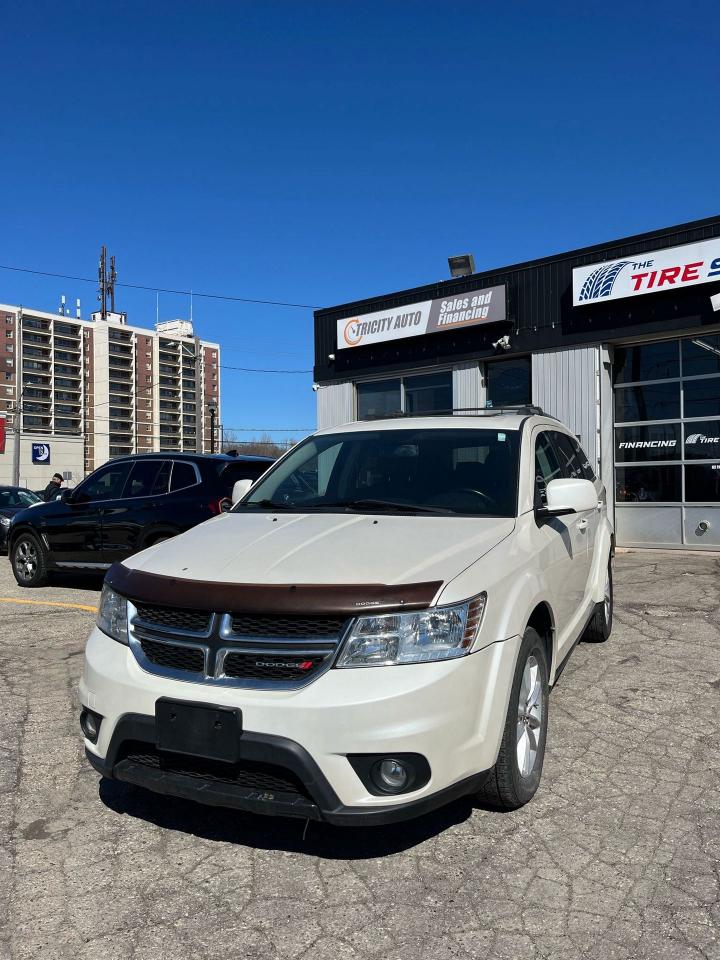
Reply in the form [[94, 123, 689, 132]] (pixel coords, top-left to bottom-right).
[[578, 261, 632, 302], [686, 434, 704, 444]]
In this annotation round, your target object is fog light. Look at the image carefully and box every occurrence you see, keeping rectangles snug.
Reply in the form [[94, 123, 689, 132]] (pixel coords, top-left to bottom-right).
[[373, 758, 409, 793], [80, 708, 102, 744]]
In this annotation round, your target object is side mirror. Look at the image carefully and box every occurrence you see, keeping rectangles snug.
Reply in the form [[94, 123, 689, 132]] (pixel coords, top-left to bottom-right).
[[59, 488, 74, 503], [540, 478, 597, 518], [231, 478, 253, 504]]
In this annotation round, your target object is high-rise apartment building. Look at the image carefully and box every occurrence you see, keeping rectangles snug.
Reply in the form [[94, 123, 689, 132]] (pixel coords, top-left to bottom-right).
[[0, 304, 220, 486]]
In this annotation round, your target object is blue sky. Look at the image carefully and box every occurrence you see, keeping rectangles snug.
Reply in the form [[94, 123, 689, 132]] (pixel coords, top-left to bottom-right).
[[2, 1, 718, 442]]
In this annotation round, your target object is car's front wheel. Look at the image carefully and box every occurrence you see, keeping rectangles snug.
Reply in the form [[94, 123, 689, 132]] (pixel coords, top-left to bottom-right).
[[475, 626, 549, 811], [11, 533, 50, 588]]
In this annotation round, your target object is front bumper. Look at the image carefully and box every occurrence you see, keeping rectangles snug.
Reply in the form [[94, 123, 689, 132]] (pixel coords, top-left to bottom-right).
[[81, 626, 521, 824]]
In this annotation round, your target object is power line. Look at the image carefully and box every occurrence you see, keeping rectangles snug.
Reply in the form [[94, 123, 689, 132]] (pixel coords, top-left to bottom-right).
[[0, 263, 317, 310], [220, 363, 311, 374]]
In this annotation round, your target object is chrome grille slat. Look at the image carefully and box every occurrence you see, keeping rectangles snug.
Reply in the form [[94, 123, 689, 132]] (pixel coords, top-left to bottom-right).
[[126, 601, 352, 689]]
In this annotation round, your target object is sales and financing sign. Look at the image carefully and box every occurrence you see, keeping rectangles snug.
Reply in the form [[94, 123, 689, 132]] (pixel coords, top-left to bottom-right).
[[337, 284, 506, 350], [573, 237, 720, 307]]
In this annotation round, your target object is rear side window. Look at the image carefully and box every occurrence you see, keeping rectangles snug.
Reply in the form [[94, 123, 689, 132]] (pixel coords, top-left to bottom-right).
[[123, 461, 171, 499], [170, 461, 199, 492], [552, 432, 595, 481], [534, 432, 562, 507]]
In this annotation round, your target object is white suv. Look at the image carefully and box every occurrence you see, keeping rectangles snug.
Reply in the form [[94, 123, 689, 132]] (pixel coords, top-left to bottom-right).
[[81, 411, 613, 824]]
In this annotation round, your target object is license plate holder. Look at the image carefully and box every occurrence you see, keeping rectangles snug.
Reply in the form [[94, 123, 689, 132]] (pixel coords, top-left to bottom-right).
[[155, 699, 242, 763]]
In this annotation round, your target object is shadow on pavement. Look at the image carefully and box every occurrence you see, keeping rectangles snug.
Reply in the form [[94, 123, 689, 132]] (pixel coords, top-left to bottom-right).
[[98, 778, 475, 856], [48, 571, 105, 592]]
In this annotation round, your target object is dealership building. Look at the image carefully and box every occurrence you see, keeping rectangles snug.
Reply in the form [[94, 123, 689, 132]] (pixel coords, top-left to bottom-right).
[[313, 215, 720, 550]]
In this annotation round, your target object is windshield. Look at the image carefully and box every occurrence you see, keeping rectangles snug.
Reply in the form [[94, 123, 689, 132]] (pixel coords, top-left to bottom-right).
[[236, 428, 520, 517], [0, 487, 42, 508]]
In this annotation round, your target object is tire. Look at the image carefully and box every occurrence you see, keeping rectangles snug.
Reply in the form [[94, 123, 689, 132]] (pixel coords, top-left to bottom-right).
[[475, 626, 549, 811], [584, 558, 613, 643], [11, 532, 50, 588]]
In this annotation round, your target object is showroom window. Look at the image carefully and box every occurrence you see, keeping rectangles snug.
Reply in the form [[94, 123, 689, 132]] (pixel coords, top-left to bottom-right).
[[485, 357, 531, 408], [614, 337, 720, 505], [356, 371, 452, 420]]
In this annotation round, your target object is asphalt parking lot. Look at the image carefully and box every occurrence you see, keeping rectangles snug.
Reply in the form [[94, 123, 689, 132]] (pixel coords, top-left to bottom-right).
[[1, 552, 719, 960]]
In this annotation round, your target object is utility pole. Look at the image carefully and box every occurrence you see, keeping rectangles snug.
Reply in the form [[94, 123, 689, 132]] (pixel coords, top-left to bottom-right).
[[11, 307, 23, 486], [208, 401, 217, 454]]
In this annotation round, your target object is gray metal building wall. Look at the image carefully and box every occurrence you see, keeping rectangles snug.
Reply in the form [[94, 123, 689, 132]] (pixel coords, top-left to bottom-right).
[[531, 345, 600, 470], [316, 382, 354, 430]]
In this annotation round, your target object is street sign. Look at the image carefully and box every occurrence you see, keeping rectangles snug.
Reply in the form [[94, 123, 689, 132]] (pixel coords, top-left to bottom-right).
[[31, 443, 51, 465]]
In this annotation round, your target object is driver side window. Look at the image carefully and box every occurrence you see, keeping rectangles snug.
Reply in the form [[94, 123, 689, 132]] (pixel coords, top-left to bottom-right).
[[76, 461, 132, 503], [534, 432, 562, 508]]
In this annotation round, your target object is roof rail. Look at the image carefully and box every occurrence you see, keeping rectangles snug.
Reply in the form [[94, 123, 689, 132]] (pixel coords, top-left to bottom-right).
[[364, 406, 555, 420]]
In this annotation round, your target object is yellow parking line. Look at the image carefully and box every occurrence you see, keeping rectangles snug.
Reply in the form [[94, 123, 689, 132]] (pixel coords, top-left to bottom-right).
[[0, 597, 98, 613]]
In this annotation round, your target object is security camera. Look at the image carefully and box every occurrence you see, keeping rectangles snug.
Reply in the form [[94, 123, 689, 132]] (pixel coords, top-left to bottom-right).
[[328, 353, 336, 361], [311, 383, 320, 392], [711, 292, 720, 313], [492, 335, 511, 352]]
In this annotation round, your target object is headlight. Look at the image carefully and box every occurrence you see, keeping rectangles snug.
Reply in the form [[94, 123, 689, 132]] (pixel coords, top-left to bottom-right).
[[0, 516, 10, 528], [96, 585, 129, 645], [336, 593, 486, 668]]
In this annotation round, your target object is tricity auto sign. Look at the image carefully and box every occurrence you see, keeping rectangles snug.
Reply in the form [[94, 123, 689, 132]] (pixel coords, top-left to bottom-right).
[[572, 237, 720, 306], [337, 284, 506, 350]]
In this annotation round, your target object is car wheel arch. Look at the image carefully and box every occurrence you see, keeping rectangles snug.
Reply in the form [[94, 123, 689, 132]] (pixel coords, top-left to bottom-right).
[[139, 526, 180, 550], [525, 601, 555, 677]]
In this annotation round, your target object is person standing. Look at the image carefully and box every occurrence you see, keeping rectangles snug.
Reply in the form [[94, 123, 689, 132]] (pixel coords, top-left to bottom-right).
[[43, 473, 64, 502]]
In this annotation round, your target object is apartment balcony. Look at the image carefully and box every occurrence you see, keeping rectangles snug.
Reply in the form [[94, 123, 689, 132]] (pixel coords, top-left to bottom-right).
[[109, 384, 133, 397], [54, 337, 81, 352], [55, 419, 82, 435], [22, 332, 51, 346], [109, 370, 133, 384], [108, 407, 132, 420], [54, 365, 82, 378], [24, 400, 52, 413], [22, 318, 51, 333], [108, 342, 133, 355], [22, 414, 52, 430]]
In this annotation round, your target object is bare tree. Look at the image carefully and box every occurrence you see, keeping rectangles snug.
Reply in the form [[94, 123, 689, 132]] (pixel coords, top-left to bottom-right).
[[221, 431, 296, 459]]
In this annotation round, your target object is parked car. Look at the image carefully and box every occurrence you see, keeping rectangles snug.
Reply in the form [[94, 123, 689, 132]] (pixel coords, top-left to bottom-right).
[[8, 453, 274, 586], [80, 410, 613, 825], [0, 486, 42, 552]]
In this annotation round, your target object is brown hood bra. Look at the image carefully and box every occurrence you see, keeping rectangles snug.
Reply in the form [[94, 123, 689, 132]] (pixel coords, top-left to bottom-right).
[[105, 563, 443, 616]]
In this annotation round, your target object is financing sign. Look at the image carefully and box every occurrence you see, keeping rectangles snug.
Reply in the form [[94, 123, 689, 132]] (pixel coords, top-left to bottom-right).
[[337, 284, 506, 350], [573, 236, 720, 307]]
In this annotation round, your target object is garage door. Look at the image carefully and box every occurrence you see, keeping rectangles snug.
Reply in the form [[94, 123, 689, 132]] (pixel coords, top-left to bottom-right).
[[614, 335, 720, 548]]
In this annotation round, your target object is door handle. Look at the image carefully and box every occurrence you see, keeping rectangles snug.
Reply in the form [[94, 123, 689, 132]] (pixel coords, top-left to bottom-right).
[[577, 518, 589, 530]]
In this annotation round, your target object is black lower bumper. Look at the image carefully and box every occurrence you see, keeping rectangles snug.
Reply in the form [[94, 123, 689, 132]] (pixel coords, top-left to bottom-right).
[[85, 713, 488, 827]]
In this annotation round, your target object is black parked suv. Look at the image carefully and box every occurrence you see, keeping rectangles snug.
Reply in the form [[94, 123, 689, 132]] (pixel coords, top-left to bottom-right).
[[8, 453, 273, 587]]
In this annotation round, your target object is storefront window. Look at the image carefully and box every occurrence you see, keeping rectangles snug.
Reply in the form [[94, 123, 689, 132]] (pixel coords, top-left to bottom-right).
[[356, 378, 402, 420], [485, 357, 531, 408], [683, 420, 720, 460], [356, 371, 452, 420], [614, 342, 679, 384], [682, 336, 720, 378], [615, 423, 681, 462], [404, 372, 452, 414], [683, 376, 720, 419], [614, 381, 680, 423], [615, 465, 681, 503], [685, 463, 720, 502]]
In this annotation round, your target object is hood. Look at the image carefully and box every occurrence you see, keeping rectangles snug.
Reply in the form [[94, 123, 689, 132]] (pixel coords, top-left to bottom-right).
[[123, 511, 515, 588]]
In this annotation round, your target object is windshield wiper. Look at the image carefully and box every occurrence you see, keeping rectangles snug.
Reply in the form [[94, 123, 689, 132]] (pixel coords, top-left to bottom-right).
[[239, 499, 297, 511], [337, 498, 455, 515]]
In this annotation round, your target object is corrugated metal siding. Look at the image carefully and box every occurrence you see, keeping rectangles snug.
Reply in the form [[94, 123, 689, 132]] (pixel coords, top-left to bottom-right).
[[316, 382, 354, 430], [452, 363, 485, 411], [532, 346, 600, 470]]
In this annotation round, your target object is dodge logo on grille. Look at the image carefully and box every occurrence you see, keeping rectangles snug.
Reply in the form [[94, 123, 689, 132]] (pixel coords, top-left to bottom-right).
[[255, 660, 315, 671]]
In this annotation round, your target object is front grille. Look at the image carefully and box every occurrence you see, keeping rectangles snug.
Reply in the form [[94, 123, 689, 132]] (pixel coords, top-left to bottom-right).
[[118, 742, 310, 798], [230, 614, 348, 638], [222, 652, 327, 681], [134, 603, 211, 634], [128, 603, 350, 688], [140, 638, 205, 673]]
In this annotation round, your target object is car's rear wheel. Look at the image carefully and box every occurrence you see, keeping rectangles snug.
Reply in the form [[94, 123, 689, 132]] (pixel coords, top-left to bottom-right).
[[584, 558, 613, 643], [11, 533, 49, 588], [475, 626, 549, 811]]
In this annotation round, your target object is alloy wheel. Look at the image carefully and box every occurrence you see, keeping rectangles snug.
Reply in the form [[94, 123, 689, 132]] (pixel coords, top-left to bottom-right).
[[15, 539, 38, 583], [516, 654, 543, 778]]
